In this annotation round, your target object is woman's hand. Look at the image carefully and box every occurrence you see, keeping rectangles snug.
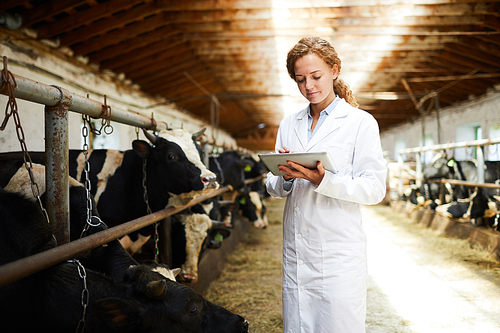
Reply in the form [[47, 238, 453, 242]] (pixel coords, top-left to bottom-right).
[[279, 161, 326, 186], [277, 146, 295, 181], [278, 146, 291, 154]]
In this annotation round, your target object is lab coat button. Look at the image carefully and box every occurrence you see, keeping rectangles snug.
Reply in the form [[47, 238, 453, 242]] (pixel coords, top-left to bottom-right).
[[298, 259, 303, 265], [299, 179, 303, 185], [294, 207, 299, 212], [299, 286, 304, 291], [297, 233, 302, 239]]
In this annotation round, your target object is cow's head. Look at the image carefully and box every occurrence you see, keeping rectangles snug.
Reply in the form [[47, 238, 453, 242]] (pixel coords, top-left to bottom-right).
[[95, 265, 249, 333], [210, 151, 255, 190], [423, 153, 452, 180], [134, 129, 218, 206]]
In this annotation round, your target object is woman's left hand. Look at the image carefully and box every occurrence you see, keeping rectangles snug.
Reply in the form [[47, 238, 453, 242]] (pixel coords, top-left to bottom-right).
[[279, 161, 326, 186]]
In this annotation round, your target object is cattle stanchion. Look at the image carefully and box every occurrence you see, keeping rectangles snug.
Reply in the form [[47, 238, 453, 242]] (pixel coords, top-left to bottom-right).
[[398, 138, 500, 197], [45, 86, 71, 245]]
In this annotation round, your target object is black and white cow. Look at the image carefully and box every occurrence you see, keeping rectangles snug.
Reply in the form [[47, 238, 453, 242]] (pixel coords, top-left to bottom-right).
[[0, 161, 181, 281], [0, 188, 249, 333], [431, 157, 500, 228], [0, 128, 218, 255], [70, 128, 218, 254], [210, 150, 269, 229]]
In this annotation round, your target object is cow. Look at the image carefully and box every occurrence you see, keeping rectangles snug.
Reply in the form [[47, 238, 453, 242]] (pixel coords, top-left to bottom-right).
[[435, 187, 499, 228], [238, 191, 269, 229], [0, 189, 250, 333], [209, 150, 263, 228], [431, 157, 500, 228], [1, 161, 181, 281], [71, 128, 219, 254], [0, 128, 218, 257]]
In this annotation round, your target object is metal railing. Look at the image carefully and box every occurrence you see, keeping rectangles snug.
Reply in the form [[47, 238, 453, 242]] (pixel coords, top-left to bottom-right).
[[397, 138, 500, 196], [0, 177, 263, 287]]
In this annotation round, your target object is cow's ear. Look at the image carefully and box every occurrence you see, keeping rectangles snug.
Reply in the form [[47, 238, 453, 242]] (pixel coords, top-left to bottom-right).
[[132, 140, 151, 159], [94, 298, 143, 329]]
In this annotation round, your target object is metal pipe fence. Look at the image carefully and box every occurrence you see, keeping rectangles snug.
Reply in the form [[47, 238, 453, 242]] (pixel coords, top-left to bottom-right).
[[397, 138, 500, 196]]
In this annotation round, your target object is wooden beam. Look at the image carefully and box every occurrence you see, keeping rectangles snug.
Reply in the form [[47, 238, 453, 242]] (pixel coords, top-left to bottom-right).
[[68, 14, 171, 54], [36, 0, 148, 39], [20, 0, 90, 26], [58, 1, 165, 45], [406, 73, 500, 83], [88, 29, 182, 64]]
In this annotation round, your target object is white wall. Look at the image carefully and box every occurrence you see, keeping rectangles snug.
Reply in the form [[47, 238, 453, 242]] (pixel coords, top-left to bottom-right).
[[0, 38, 237, 153], [380, 89, 500, 162]]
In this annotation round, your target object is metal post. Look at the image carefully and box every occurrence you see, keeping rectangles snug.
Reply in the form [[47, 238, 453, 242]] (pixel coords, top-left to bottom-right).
[[398, 152, 404, 197], [477, 145, 485, 184], [44, 87, 71, 245], [416, 152, 422, 188], [435, 94, 441, 144], [158, 217, 173, 267]]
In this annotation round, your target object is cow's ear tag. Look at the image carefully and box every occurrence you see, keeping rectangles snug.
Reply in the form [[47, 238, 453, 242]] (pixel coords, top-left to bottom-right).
[[239, 197, 246, 205], [447, 159, 455, 167], [214, 232, 224, 243], [244, 165, 252, 172]]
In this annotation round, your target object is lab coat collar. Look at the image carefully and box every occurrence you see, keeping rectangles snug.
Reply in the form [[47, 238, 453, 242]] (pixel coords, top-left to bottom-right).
[[294, 98, 350, 151]]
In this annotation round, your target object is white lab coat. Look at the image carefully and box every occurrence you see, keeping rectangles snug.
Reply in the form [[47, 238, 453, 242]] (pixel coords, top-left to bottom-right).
[[266, 98, 387, 333]]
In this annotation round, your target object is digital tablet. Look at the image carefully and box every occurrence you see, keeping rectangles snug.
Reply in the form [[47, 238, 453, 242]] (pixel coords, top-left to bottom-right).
[[259, 152, 337, 176]]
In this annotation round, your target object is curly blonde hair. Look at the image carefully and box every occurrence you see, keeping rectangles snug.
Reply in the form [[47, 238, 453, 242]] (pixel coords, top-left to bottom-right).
[[286, 37, 358, 108]]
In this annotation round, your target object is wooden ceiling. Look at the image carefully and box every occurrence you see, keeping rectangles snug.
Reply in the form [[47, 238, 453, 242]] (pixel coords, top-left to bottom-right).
[[1, 0, 500, 151]]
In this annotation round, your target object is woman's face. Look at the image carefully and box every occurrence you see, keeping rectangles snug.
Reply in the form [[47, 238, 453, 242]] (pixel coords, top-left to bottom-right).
[[294, 53, 338, 112]]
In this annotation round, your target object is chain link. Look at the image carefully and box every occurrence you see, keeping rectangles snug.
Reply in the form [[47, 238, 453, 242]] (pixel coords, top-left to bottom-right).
[[67, 259, 88, 333], [80, 115, 102, 238], [0, 56, 50, 224], [142, 158, 160, 263]]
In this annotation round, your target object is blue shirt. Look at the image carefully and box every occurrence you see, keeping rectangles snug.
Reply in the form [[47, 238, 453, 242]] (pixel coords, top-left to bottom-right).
[[307, 96, 341, 143], [283, 96, 341, 189]]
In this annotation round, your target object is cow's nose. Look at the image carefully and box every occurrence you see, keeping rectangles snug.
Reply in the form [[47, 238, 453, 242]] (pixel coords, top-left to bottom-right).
[[202, 175, 218, 189]]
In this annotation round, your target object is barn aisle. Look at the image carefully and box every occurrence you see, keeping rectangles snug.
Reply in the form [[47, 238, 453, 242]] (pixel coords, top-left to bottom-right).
[[204, 198, 500, 333], [364, 205, 500, 333]]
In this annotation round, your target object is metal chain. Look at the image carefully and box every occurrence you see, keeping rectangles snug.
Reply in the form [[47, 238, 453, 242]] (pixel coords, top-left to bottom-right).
[[68, 259, 89, 333], [0, 56, 50, 224], [142, 158, 160, 263], [80, 115, 102, 238]]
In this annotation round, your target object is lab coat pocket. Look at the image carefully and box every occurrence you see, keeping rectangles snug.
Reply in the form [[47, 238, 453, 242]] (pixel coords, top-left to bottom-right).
[[298, 242, 323, 292], [322, 242, 367, 299], [324, 143, 351, 175]]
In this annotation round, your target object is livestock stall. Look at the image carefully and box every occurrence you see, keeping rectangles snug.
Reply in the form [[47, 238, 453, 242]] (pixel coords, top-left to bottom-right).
[[390, 139, 500, 260], [0, 58, 264, 295]]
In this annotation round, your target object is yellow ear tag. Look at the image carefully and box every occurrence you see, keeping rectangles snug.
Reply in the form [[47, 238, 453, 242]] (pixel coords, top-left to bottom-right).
[[239, 197, 246, 205], [244, 165, 252, 172], [447, 159, 455, 167]]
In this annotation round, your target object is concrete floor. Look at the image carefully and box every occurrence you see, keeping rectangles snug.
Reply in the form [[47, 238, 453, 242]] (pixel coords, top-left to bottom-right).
[[363, 205, 500, 333]]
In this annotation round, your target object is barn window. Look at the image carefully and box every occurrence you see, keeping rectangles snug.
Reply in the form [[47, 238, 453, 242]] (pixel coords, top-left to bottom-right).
[[488, 123, 500, 161], [394, 139, 406, 162], [455, 123, 481, 161], [419, 134, 433, 165]]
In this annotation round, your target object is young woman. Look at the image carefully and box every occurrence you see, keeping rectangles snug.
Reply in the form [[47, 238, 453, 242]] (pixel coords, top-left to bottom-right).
[[266, 37, 387, 332]]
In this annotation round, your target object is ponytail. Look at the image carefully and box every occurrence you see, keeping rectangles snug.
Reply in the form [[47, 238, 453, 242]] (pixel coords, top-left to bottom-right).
[[333, 78, 358, 108]]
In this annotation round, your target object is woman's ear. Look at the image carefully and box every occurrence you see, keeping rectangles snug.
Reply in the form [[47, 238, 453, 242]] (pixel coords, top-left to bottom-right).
[[332, 64, 339, 79]]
